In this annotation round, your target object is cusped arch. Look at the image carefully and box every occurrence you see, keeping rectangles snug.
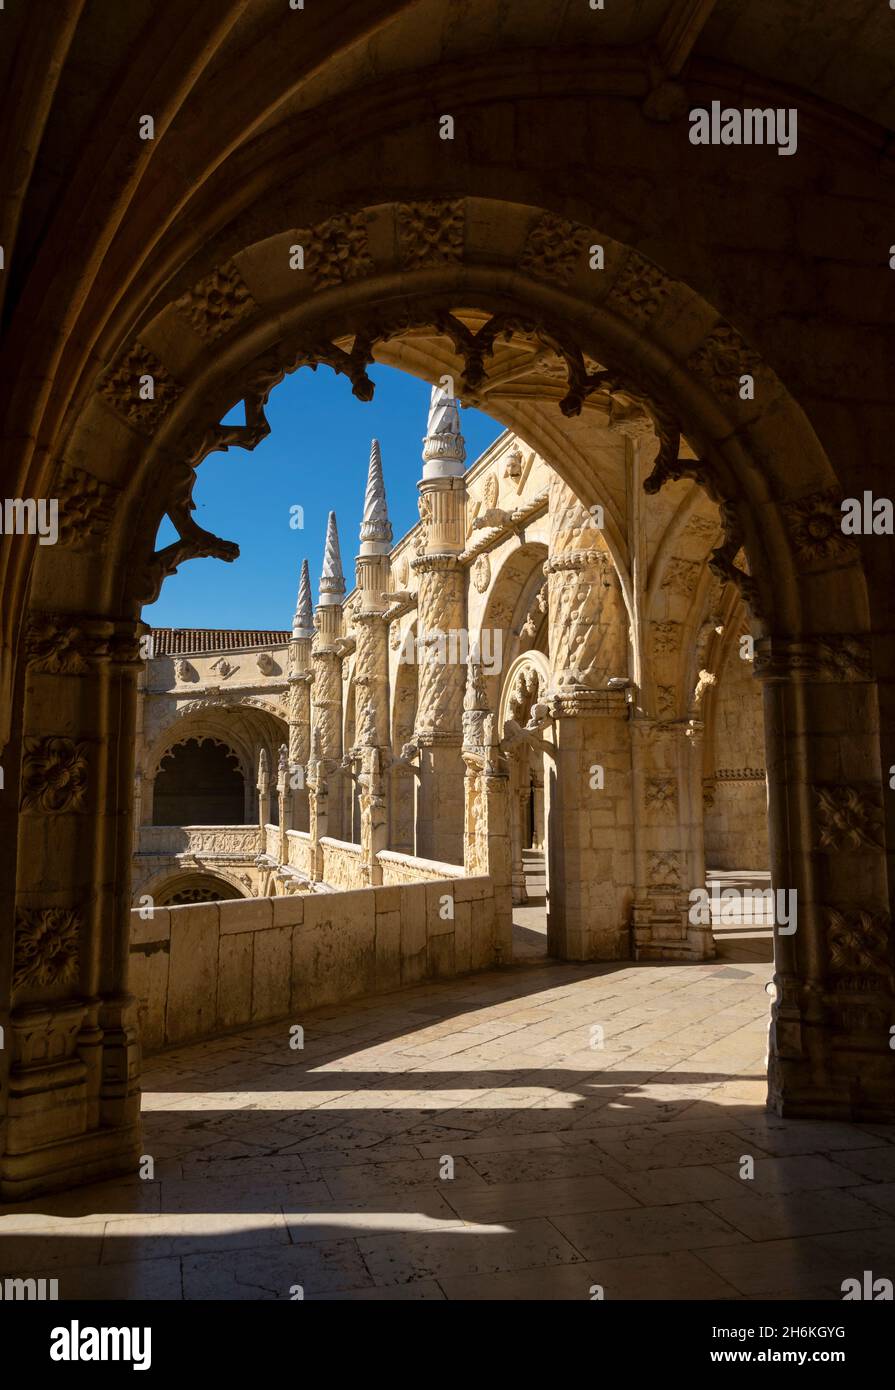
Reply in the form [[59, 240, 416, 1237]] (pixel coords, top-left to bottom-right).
[[498, 650, 551, 733], [33, 195, 865, 659]]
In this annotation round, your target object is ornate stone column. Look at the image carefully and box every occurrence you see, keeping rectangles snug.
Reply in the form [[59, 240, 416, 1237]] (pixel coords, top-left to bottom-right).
[[306, 726, 330, 884], [543, 477, 633, 960], [411, 385, 467, 865], [756, 634, 895, 1121], [310, 512, 345, 842], [461, 662, 513, 963], [276, 744, 289, 865], [288, 558, 314, 833], [1, 614, 144, 1199], [630, 717, 713, 960], [257, 747, 271, 827]]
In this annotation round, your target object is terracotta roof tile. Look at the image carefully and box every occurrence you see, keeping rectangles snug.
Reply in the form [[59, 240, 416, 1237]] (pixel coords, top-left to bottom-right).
[[150, 628, 290, 655]]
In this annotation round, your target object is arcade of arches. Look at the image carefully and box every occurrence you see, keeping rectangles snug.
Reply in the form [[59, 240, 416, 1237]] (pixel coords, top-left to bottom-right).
[[0, 1, 894, 1299]]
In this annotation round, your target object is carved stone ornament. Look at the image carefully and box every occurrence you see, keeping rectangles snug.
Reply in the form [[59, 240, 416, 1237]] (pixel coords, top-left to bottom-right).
[[472, 554, 491, 593], [686, 323, 762, 398], [827, 909, 891, 975], [98, 341, 182, 432], [646, 777, 678, 813], [648, 850, 681, 886], [303, 211, 373, 289], [14, 908, 81, 991], [175, 260, 255, 342], [814, 785, 883, 852], [21, 737, 89, 812], [396, 199, 465, 268], [519, 214, 590, 285], [605, 251, 672, 324], [782, 489, 857, 566], [174, 658, 197, 682], [661, 556, 701, 597], [651, 620, 682, 656], [55, 465, 119, 548]]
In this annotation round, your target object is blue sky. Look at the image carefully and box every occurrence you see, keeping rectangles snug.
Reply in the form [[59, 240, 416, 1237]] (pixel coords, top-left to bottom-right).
[[143, 365, 504, 631]]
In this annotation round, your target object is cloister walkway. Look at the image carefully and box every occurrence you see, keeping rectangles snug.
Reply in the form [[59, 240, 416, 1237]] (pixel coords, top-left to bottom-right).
[[1, 900, 893, 1300]]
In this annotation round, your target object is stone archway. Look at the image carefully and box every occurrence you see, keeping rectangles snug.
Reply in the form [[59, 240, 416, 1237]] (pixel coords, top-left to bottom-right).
[[499, 650, 551, 906], [3, 187, 892, 1201]]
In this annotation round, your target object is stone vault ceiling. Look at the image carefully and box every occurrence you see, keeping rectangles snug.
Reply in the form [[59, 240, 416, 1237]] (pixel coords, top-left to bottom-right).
[[3, 0, 893, 325]]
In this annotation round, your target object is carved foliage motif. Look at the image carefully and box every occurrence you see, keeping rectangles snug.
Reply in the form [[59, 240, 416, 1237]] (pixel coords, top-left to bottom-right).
[[661, 557, 701, 597], [646, 777, 678, 814], [25, 615, 142, 674], [305, 212, 373, 288], [782, 489, 857, 566], [21, 738, 89, 813], [55, 466, 119, 548], [519, 214, 590, 285], [397, 199, 465, 268], [99, 342, 182, 430], [814, 786, 883, 851], [651, 620, 682, 655], [175, 260, 256, 342], [687, 324, 762, 398], [14, 908, 81, 991], [648, 850, 681, 886], [827, 909, 891, 975], [605, 252, 672, 323]]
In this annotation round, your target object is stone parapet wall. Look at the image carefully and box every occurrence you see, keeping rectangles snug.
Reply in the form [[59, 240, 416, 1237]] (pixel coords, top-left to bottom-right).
[[378, 850, 464, 884], [137, 824, 264, 856], [286, 829, 312, 877], [319, 837, 363, 890], [129, 875, 507, 1052]]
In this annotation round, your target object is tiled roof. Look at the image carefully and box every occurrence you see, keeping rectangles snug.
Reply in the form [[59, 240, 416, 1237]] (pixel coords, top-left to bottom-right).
[[150, 628, 291, 655]]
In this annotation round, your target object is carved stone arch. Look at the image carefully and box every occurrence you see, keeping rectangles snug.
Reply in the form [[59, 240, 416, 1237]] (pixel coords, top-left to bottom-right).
[[150, 732, 248, 787], [6, 189, 890, 1206], [498, 649, 551, 901], [138, 868, 250, 907], [478, 540, 550, 708], [498, 651, 551, 734]]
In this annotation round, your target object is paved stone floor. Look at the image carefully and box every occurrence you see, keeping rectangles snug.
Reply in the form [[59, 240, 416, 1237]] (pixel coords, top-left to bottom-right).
[[2, 890, 894, 1300]]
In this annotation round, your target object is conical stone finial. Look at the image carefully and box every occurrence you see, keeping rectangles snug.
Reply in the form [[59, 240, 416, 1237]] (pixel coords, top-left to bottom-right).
[[318, 510, 345, 606], [292, 557, 314, 637], [359, 439, 392, 552], [422, 381, 466, 477]]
